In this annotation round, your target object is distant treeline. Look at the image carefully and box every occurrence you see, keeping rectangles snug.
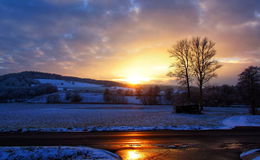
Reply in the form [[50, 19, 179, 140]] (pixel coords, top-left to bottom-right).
[[103, 84, 259, 107], [0, 84, 57, 102], [172, 85, 244, 107]]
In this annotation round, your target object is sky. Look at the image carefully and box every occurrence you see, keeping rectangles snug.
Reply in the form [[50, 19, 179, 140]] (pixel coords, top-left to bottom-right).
[[0, 0, 259, 85]]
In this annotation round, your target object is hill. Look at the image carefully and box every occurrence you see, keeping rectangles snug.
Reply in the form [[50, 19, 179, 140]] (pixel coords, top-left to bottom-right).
[[0, 71, 122, 88], [0, 71, 124, 102]]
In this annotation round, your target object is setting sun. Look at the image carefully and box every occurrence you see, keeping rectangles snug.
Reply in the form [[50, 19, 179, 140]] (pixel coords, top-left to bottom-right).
[[124, 76, 151, 84]]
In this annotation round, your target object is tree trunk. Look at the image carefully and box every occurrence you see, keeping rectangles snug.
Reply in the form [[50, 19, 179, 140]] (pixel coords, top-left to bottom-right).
[[199, 83, 203, 112], [251, 105, 256, 115], [251, 97, 256, 115], [185, 68, 191, 103], [186, 80, 191, 102]]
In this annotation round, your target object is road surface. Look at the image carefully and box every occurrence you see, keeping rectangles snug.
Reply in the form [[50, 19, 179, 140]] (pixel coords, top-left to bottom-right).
[[0, 128, 260, 160]]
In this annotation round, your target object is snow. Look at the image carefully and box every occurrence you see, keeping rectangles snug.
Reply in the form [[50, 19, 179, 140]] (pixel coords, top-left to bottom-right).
[[125, 96, 141, 104], [109, 86, 135, 91], [36, 79, 103, 90], [27, 92, 142, 104], [80, 93, 104, 103], [223, 115, 260, 128], [240, 149, 260, 160], [0, 104, 259, 132], [0, 146, 120, 160], [241, 149, 260, 157]]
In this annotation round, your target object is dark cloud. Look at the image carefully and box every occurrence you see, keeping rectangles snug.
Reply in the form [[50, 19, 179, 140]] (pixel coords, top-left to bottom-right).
[[201, 0, 260, 25], [198, 0, 260, 60]]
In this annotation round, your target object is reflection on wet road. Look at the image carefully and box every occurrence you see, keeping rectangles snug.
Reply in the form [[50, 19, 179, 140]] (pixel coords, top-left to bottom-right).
[[0, 130, 260, 160], [115, 140, 244, 160], [104, 131, 260, 160]]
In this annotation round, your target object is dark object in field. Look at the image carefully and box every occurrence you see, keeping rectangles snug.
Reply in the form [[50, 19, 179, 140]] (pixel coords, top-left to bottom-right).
[[175, 104, 200, 114]]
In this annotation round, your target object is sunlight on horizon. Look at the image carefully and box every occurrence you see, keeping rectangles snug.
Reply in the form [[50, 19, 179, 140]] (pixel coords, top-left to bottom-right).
[[115, 75, 151, 84], [110, 50, 172, 85]]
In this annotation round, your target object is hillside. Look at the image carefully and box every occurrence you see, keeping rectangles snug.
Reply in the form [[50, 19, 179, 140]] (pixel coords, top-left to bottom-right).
[[0, 71, 122, 88], [0, 71, 124, 102]]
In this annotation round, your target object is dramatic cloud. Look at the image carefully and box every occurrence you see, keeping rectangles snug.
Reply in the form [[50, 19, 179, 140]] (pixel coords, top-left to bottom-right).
[[0, 0, 259, 84]]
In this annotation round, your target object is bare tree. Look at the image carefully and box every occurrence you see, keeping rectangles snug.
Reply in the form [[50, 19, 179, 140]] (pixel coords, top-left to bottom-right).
[[190, 37, 222, 111], [237, 66, 260, 115], [168, 39, 192, 101]]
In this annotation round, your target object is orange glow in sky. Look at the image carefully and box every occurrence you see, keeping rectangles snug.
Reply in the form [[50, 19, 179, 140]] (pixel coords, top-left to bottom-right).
[[0, 0, 259, 85], [116, 75, 151, 84], [109, 46, 172, 84]]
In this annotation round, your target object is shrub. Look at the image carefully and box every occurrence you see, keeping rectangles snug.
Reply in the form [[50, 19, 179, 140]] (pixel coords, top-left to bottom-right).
[[65, 91, 72, 100], [46, 94, 61, 103], [103, 89, 111, 103], [70, 92, 82, 103]]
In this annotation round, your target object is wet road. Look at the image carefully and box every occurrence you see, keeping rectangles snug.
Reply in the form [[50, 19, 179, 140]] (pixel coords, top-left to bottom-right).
[[0, 128, 260, 160]]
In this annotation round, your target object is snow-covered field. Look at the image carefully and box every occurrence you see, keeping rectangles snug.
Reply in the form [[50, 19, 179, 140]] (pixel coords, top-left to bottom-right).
[[0, 103, 259, 132], [0, 146, 120, 160], [36, 79, 104, 91]]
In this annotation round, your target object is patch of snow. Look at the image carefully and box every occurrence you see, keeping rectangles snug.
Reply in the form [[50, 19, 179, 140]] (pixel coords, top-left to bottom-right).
[[36, 79, 103, 90], [80, 93, 104, 103], [240, 149, 260, 160], [241, 149, 260, 157], [0, 125, 228, 132], [125, 96, 141, 104], [109, 86, 135, 91], [86, 125, 226, 132], [254, 157, 260, 160], [0, 146, 121, 160], [223, 115, 260, 128]]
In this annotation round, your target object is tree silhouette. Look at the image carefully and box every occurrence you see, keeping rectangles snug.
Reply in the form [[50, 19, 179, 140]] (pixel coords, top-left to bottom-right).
[[168, 39, 192, 101], [237, 66, 260, 115], [190, 37, 222, 111]]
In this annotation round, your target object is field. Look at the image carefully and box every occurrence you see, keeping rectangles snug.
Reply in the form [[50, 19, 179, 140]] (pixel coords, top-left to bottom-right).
[[0, 103, 259, 132]]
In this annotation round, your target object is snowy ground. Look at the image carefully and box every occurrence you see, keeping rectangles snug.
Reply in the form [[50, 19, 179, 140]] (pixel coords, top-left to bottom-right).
[[0, 146, 120, 160], [240, 149, 260, 160], [36, 79, 104, 91], [0, 103, 259, 132]]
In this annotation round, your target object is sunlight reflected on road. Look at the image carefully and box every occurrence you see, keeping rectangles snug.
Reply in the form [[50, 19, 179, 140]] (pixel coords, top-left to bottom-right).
[[127, 150, 142, 160], [117, 149, 144, 160], [116, 148, 177, 160]]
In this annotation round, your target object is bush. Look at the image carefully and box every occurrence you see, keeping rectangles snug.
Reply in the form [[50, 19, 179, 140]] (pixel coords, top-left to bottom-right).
[[46, 94, 61, 103], [140, 86, 160, 105], [65, 91, 72, 100], [103, 89, 111, 103], [70, 92, 82, 103], [103, 89, 127, 104], [172, 87, 200, 106], [204, 85, 238, 107]]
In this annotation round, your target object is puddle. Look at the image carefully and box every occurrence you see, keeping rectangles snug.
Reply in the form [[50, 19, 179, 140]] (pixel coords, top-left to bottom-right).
[[116, 148, 179, 160]]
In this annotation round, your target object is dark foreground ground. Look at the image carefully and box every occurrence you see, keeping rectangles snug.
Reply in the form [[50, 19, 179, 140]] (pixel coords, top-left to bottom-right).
[[0, 128, 260, 160]]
